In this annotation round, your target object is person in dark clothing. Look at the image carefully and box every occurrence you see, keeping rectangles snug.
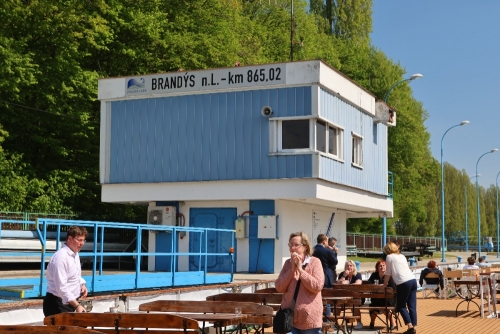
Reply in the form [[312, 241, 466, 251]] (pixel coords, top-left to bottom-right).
[[367, 259, 396, 330], [327, 237, 339, 282], [313, 234, 337, 288], [418, 260, 444, 297]]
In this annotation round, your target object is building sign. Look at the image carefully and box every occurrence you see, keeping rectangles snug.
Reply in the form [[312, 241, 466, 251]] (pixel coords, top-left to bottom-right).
[[125, 63, 286, 96]]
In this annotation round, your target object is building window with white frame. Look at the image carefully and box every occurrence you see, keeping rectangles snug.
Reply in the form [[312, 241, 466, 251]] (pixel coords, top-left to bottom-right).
[[351, 132, 363, 167], [316, 120, 343, 160], [269, 118, 343, 160]]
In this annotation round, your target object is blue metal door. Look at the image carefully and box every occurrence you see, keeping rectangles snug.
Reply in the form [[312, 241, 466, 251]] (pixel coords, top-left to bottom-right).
[[189, 208, 236, 272]]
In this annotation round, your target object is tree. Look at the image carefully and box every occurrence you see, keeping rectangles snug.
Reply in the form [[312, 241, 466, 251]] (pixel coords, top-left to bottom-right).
[[309, 0, 372, 42]]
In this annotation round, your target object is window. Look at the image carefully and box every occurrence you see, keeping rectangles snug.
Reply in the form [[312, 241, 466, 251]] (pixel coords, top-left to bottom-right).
[[316, 120, 343, 160], [352, 132, 363, 167], [269, 118, 343, 160], [281, 120, 309, 149]]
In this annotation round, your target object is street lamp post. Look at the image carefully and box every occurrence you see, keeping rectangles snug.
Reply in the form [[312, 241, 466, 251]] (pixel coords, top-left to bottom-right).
[[496, 172, 500, 258], [476, 149, 499, 258], [440, 121, 469, 262], [382, 73, 423, 246], [465, 174, 480, 252]]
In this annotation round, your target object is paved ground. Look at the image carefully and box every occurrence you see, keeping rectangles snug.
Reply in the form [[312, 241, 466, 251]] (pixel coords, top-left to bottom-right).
[[335, 291, 499, 334]]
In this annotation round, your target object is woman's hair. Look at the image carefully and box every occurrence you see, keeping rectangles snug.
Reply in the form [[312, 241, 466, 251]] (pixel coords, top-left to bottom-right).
[[344, 260, 358, 276], [383, 242, 400, 255], [375, 259, 386, 271], [289, 232, 313, 256], [467, 256, 476, 265], [427, 260, 437, 268]]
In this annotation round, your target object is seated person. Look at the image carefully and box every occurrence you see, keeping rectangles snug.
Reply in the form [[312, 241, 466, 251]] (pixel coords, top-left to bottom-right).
[[337, 260, 363, 329], [337, 260, 362, 284], [463, 257, 479, 269], [419, 260, 444, 298], [367, 260, 396, 330], [477, 257, 490, 268]]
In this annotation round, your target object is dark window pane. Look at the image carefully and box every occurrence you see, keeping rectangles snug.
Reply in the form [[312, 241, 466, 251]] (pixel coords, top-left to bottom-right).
[[329, 126, 337, 155], [282, 120, 309, 149], [316, 121, 326, 153]]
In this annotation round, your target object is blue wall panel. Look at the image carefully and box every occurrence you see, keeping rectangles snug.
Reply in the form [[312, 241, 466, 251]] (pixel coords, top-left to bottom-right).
[[209, 95, 219, 180], [109, 87, 312, 183], [185, 98, 196, 181], [234, 92, 245, 180], [318, 88, 387, 195], [193, 96, 203, 181], [201, 95, 211, 180], [131, 101, 141, 182], [145, 99, 156, 182], [177, 96, 188, 182], [154, 99, 164, 181], [242, 91, 252, 180]]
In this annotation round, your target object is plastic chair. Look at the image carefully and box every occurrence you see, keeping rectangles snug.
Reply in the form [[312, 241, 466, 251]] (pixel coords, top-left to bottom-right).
[[444, 270, 463, 299], [422, 272, 442, 299], [462, 269, 481, 279]]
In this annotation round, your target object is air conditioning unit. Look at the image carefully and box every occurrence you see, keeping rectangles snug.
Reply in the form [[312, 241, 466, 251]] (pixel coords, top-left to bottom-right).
[[147, 206, 176, 226]]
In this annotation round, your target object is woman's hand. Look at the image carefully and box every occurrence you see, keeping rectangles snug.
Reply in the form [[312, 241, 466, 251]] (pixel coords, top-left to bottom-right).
[[291, 252, 303, 275], [290, 252, 298, 271]]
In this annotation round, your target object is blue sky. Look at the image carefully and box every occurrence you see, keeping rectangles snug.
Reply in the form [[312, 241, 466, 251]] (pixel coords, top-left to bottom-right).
[[371, 1, 500, 188]]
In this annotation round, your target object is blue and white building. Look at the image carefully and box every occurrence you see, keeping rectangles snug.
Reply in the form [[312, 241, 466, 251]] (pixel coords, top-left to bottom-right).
[[98, 60, 394, 274]]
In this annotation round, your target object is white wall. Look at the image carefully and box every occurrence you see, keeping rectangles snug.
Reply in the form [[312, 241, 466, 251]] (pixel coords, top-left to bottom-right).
[[273, 200, 346, 274]]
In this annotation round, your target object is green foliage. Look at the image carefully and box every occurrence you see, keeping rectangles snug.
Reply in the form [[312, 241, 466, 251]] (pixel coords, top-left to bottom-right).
[[0, 0, 483, 236], [309, 0, 373, 42]]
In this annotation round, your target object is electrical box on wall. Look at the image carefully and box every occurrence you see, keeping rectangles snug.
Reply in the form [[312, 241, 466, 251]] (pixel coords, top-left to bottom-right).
[[257, 215, 276, 239], [235, 218, 246, 238], [147, 206, 176, 226]]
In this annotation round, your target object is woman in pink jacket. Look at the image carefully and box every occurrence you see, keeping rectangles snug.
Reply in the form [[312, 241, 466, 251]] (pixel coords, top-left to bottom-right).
[[275, 232, 325, 334]]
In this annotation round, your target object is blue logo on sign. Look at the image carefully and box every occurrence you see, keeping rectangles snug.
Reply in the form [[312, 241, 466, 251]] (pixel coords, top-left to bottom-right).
[[126, 78, 146, 94]]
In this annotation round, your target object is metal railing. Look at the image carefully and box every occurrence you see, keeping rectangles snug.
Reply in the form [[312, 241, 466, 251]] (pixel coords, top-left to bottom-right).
[[0, 219, 235, 298], [346, 232, 443, 251]]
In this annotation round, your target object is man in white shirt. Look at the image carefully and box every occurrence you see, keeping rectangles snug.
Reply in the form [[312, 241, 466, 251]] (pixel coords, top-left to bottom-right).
[[43, 226, 89, 316], [477, 257, 490, 268]]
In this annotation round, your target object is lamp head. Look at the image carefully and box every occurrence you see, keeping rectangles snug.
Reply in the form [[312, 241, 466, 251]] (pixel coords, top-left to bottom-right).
[[492, 148, 499, 153], [409, 73, 423, 81], [477, 174, 481, 177], [460, 120, 470, 126]]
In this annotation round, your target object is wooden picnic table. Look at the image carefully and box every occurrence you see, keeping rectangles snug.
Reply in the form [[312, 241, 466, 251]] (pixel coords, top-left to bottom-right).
[[322, 296, 352, 334], [171, 313, 247, 334], [44, 312, 200, 334], [139, 300, 268, 334]]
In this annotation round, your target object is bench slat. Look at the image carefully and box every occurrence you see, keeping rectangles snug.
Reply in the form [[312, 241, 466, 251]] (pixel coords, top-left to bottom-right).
[[0, 326, 104, 334], [44, 313, 199, 331], [139, 300, 272, 315]]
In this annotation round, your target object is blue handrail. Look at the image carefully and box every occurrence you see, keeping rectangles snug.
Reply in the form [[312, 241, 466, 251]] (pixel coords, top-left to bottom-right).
[[0, 219, 235, 298]]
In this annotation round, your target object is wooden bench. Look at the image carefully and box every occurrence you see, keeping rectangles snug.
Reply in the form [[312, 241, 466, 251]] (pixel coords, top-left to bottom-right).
[[327, 285, 400, 332], [43, 313, 199, 334], [139, 300, 273, 333], [253, 287, 278, 293], [0, 326, 104, 334], [206, 293, 282, 334]]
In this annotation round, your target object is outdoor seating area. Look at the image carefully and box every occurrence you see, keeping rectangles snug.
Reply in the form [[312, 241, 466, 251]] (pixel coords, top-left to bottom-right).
[[3, 273, 500, 334]]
